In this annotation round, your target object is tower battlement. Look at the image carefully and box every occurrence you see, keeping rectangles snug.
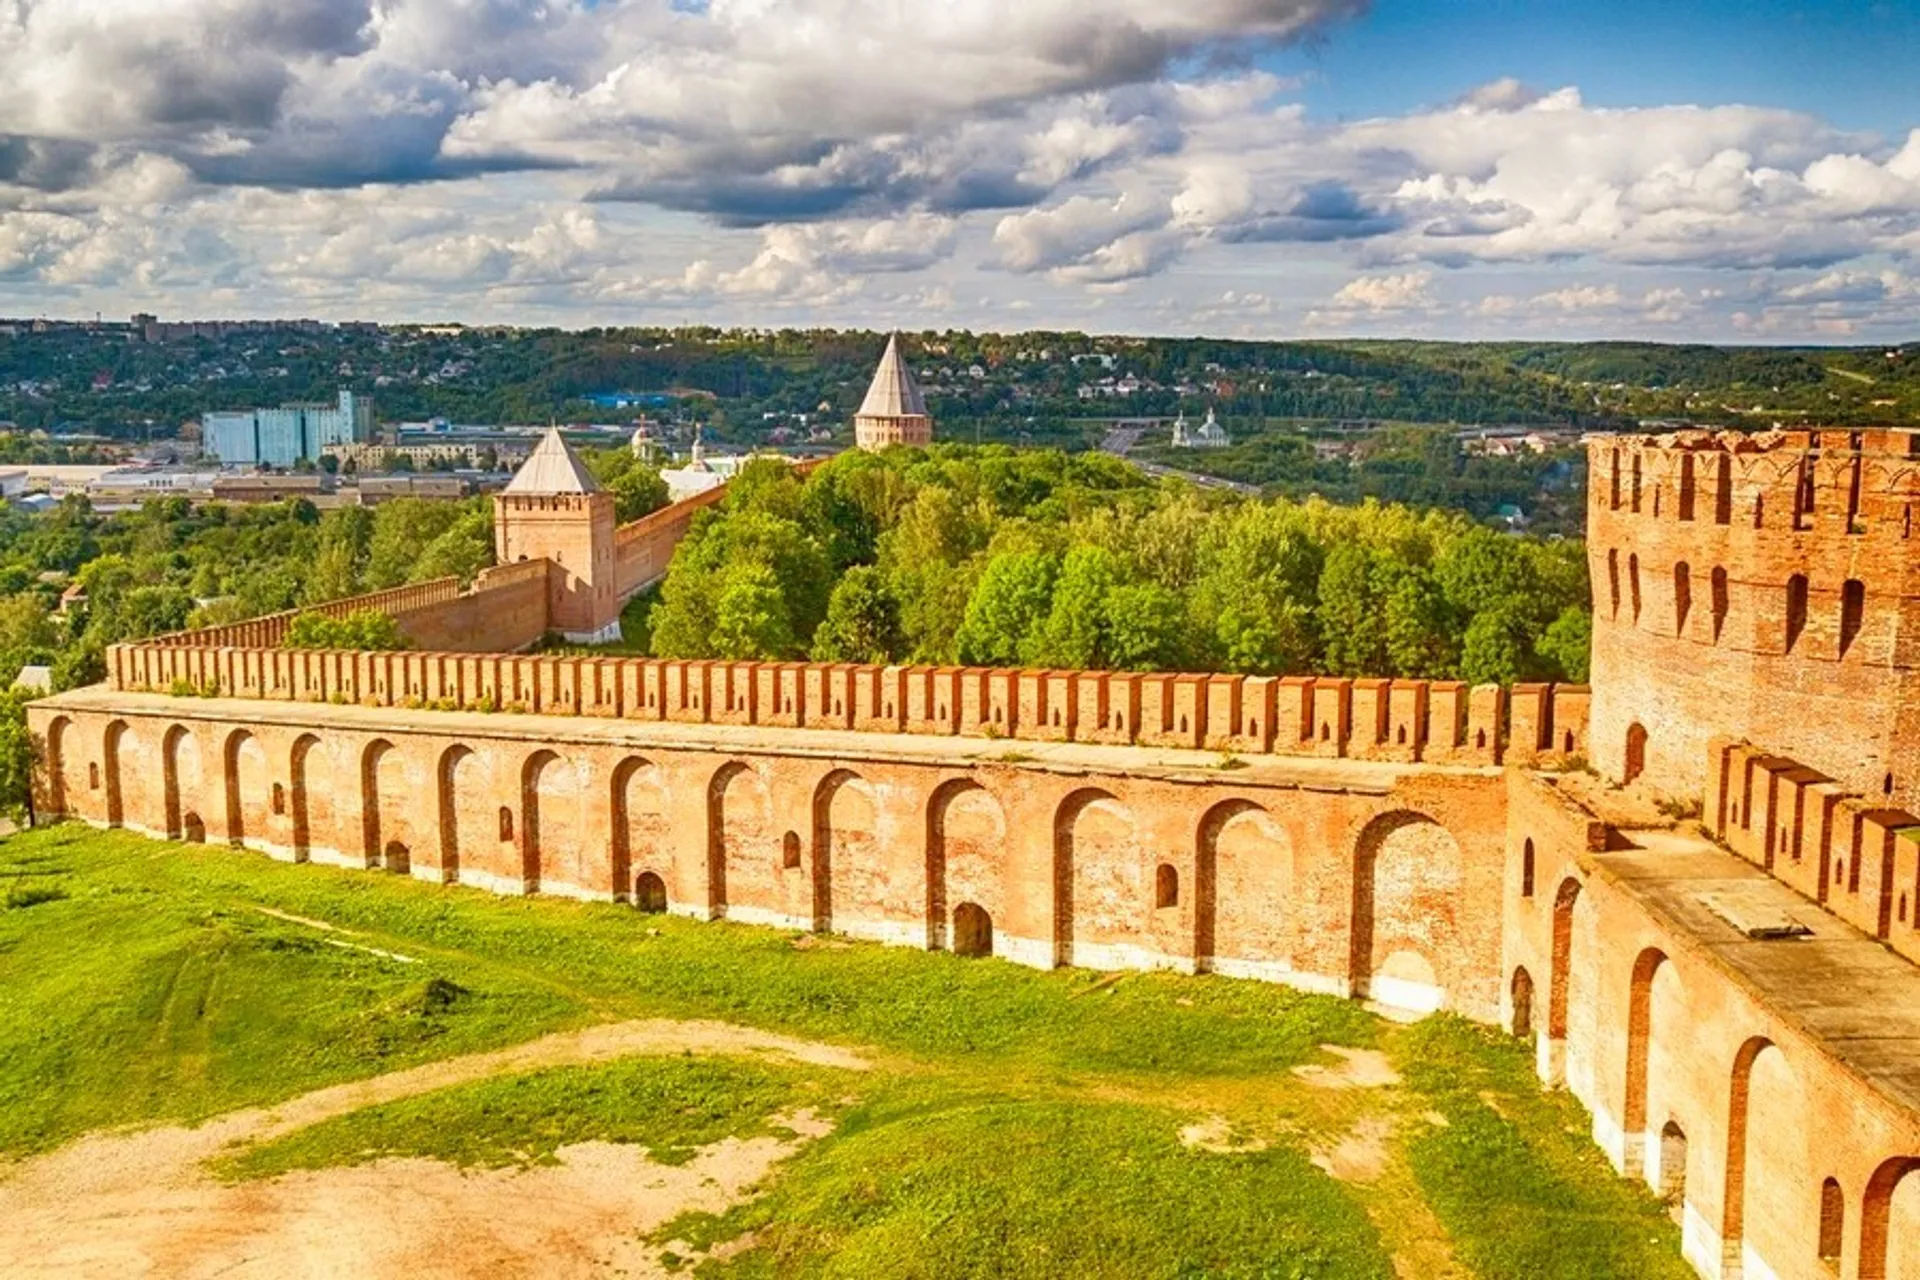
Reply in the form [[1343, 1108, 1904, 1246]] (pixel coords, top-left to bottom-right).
[[1585, 429, 1920, 812], [1590, 428, 1920, 546]]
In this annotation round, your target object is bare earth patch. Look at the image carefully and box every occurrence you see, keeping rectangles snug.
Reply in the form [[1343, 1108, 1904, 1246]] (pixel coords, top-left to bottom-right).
[[0, 1020, 867, 1279], [1178, 1114, 1271, 1155], [1310, 1114, 1396, 1184], [1290, 1045, 1403, 1090]]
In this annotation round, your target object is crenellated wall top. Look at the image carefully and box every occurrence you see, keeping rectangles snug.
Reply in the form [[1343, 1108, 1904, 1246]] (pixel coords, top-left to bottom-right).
[[102, 641, 1592, 771]]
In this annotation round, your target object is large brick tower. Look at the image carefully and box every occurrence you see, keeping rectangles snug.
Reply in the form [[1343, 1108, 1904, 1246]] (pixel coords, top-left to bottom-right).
[[853, 334, 934, 452], [1586, 427, 1920, 808], [495, 428, 622, 644]]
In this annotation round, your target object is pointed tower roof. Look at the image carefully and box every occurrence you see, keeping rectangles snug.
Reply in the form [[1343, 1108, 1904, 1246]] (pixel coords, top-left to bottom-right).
[[857, 334, 928, 419], [504, 427, 602, 495]]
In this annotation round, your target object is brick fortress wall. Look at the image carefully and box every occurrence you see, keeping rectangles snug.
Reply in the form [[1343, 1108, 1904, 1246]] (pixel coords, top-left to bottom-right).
[[31, 695, 1510, 1018], [1586, 428, 1920, 810], [24, 439, 1920, 1279]]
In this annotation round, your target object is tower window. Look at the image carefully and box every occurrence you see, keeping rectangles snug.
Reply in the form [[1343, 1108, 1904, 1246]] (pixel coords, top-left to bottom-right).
[[1786, 575, 1809, 653], [1673, 562, 1692, 635], [1839, 579, 1865, 657]]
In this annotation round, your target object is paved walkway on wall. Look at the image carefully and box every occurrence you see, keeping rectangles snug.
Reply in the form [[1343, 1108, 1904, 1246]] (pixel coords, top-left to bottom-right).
[[1599, 825, 1920, 1115], [51, 688, 1502, 795]]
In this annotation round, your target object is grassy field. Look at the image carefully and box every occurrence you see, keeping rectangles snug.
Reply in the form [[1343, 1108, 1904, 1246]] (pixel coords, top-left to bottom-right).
[[0, 823, 1692, 1279]]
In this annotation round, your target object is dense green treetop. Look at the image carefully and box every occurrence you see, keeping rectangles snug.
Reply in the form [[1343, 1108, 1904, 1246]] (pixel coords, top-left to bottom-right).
[[646, 444, 1592, 686]]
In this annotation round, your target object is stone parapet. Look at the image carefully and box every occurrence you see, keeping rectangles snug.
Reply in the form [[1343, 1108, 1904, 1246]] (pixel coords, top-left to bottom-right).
[[106, 640, 1591, 769]]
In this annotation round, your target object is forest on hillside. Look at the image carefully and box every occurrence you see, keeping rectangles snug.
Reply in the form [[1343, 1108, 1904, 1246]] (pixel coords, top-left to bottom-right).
[[4, 325, 1914, 442], [645, 446, 1593, 688]]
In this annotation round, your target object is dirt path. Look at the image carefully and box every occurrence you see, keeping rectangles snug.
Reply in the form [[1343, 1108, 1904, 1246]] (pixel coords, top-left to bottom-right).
[[0, 1019, 869, 1279]]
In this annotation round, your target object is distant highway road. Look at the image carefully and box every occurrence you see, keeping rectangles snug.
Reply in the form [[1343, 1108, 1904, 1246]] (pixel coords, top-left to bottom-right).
[[1098, 425, 1261, 495]]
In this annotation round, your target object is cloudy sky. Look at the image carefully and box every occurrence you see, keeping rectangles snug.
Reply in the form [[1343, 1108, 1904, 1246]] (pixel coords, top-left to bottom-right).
[[3, 0, 1917, 340]]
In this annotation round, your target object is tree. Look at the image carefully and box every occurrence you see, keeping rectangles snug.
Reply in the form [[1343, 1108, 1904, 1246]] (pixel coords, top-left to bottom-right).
[[117, 587, 195, 641], [363, 499, 467, 589], [954, 549, 1058, 667], [711, 562, 796, 659], [0, 688, 36, 822], [284, 608, 411, 651], [1032, 545, 1121, 670], [1104, 582, 1184, 671], [1382, 567, 1459, 679], [609, 467, 669, 523], [1316, 544, 1387, 676], [812, 567, 904, 663], [409, 511, 494, 585], [303, 542, 361, 605], [1459, 607, 1533, 686], [1537, 605, 1593, 683]]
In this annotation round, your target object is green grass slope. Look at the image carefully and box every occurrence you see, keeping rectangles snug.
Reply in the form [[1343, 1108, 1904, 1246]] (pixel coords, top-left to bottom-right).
[[0, 823, 1691, 1279]]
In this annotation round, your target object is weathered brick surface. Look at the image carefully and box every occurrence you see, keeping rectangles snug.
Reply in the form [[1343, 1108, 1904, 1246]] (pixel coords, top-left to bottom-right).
[[32, 696, 1508, 1011], [1588, 429, 1920, 810]]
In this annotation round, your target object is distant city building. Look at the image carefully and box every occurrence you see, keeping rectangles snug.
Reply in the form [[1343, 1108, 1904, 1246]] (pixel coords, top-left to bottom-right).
[[205, 390, 372, 467], [210, 474, 327, 504], [853, 335, 934, 452], [1171, 409, 1231, 450], [355, 475, 470, 504]]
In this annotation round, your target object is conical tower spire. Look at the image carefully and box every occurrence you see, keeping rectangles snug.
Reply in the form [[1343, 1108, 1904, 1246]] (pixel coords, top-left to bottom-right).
[[504, 426, 602, 495], [853, 333, 934, 452]]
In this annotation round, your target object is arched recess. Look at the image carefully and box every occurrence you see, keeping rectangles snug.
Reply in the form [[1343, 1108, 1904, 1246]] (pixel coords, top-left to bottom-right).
[[708, 762, 775, 921], [359, 739, 397, 869], [1821, 1178, 1846, 1271], [612, 757, 668, 905], [1511, 967, 1536, 1039], [1862, 1156, 1920, 1280], [1195, 799, 1293, 979], [288, 734, 323, 863], [162, 725, 199, 841], [1724, 1036, 1800, 1277], [102, 719, 129, 828], [953, 902, 993, 957], [812, 769, 880, 936], [222, 729, 269, 849], [1623, 948, 1680, 1178], [1550, 878, 1582, 1037], [927, 779, 1005, 953], [1625, 722, 1649, 786], [635, 871, 668, 914], [519, 750, 563, 895], [44, 715, 72, 818], [436, 744, 473, 884], [1350, 809, 1463, 1013], [1052, 788, 1135, 969]]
